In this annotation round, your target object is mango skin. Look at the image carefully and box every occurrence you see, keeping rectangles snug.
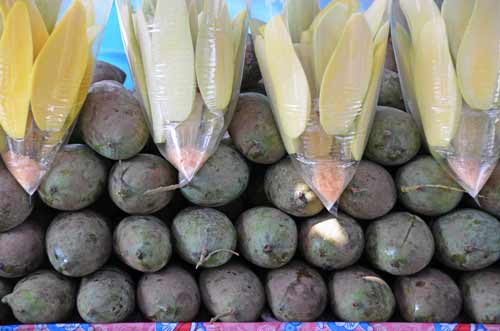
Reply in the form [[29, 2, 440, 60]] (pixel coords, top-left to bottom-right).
[[39, 144, 107, 211], [366, 212, 434, 276], [1, 270, 76, 324], [265, 158, 323, 217], [478, 163, 500, 218], [138, 265, 200, 322], [180, 144, 250, 207], [109, 154, 176, 215], [77, 267, 135, 323], [460, 268, 500, 324], [365, 106, 421, 166], [229, 93, 285, 165], [199, 262, 265, 322], [46, 210, 112, 277], [79, 81, 149, 161], [172, 207, 236, 268], [0, 220, 44, 278], [339, 160, 397, 220], [266, 261, 327, 322], [394, 268, 462, 323], [92, 61, 127, 84], [433, 209, 500, 271], [300, 212, 364, 270], [237, 207, 297, 269], [114, 215, 172, 273], [379, 69, 405, 110], [329, 266, 396, 322], [0, 162, 33, 233], [396, 156, 463, 216]]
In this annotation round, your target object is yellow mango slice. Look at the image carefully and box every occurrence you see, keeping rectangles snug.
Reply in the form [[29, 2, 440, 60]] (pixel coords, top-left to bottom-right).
[[116, 1, 153, 137], [364, 0, 388, 37], [441, 0, 474, 61], [232, 10, 247, 58], [151, 0, 195, 123], [392, 23, 418, 111], [310, 2, 349, 90], [18, 0, 48, 58], [319, 14, 373, 136], [282, 0, 319, 43], [457, 0, 500, 110], [265, 15, 311, 139], [31, 0, 88, 132], [0, 0, 14, 16], [294, 43, 316, 97], [399, 0, 440, 42], [0, 2, 32, 139], [414, 18, 461, 148], [351, 21, 389, 160], [187, 0, 203, 49], [321, 0, 359, 15], [254, 33, 300, 154], [196, 0, 234, 111], [34, 0, 62, 33]]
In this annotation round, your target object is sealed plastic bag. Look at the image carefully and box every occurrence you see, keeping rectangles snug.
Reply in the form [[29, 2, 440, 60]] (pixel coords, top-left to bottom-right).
[[392, 0, 500, 197], [116, 0, 249, 184], [250, 0, 391, 212], [0, 0, 113, 194]]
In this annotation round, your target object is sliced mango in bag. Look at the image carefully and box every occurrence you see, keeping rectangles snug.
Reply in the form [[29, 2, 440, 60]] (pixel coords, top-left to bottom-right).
[[282, 0, 319, 43], [254, 33, 300, 154], [393, 23, 417, 108], [399, 0, 440, 42], [441, 0, 474, 62], [310, 2, 349, 91], [351, 21, 389, 161], [457, 0, 500, 110], [319, 13, 373, 136], [116, 1, 151, 124], [414, 18, 461, 148], [31, 0, 88, 133], [321, 0, 359, 15], [196, 0, 234, 111], [294, 42, 316, 97], [364, 0, 388, 37], [34, 0, 62, 33], [265, 15, 311, 139], [0, 0, 14, 17], [232, 10, 247, 59], [18, 0, 48, 58], [151, 0, 195, 123], [187, 0, 203, 49], [230, 10, 248, 109], [0, 2, 32, 139]]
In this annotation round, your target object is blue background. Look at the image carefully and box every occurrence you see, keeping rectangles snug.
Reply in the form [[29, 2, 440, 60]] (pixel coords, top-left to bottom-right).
[[98, 0, 372, 89]]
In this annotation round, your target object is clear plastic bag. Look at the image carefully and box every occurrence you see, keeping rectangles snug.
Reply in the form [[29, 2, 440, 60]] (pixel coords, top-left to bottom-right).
[[0, 0, 113, 195], [250, 0, 391, 212], [116, 0, 250, 183], [392, 0, 500, 198]]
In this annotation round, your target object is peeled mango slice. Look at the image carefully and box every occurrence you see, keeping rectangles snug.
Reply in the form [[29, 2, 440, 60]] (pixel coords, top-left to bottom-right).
[[351, 21, 389, 161], [232, 10, 247, 59], [322, 0, 359, 15], [31, 0, 89, 133], [151, 0, 195, 123], [116, 1, 150, 121], [310, 2, 349, 90], [196, 0, 235, 111], [414, 18, 461, 148], [399, 0, 440, 43], [457, 0, 500, 110], [253, 33, 300, 154], [319, 14, 373, 136], [229, 10, 248, 109], [0, 0, 14, 16], [441, 0, 474, 61], [265, 15, 311, 139], [19, 0, 48, 58], [34, 0, 62, 33], [295, 43, 316, 97], [282, 0, 319, 43], [187, 0, 203, 49], [0, 2, 33, 139], [364, 0, 388, 37]]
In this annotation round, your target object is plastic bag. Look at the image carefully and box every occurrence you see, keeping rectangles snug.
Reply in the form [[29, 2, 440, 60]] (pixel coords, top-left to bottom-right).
[[0, 0, 113, 195], [250, 0, 391, 213], [392, 0, 500, 197], [116, 0, 250, 184]]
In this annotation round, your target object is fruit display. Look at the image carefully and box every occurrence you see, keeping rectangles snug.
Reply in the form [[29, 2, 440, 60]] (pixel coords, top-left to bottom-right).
[[250, 0, 391, 211], [0, 0, 500, 328], [0, 0, 113, 195], [392, 0, 500, 198]]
